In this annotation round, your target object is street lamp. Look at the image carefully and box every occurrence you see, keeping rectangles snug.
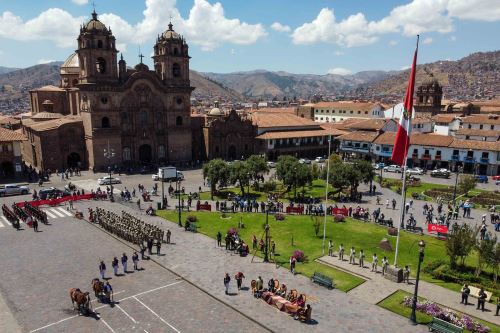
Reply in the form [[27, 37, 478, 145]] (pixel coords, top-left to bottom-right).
[[103, 141, 115, 202], [177, 179, 182, 227], [452, 164, 463, 208], [263, 203, 270, 262], [410, 240, 426, 325]]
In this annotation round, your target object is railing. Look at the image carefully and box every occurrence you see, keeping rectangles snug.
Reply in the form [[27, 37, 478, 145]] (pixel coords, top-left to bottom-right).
[[412, 153, 418, 159], [421, 154, 431, 160], [450, 155, 460, 161], [479, 157, 489, 164], [435, 155, 441, 161], [464, 156, 475, 163]]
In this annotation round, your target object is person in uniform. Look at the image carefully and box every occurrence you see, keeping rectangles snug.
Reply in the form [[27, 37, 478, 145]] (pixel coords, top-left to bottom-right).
[[349, 247, 356, 265], [166, 229, 171, 244], [112, 257, 119, 276], [477, 288, 487, 312], [372, 253, 378, 272], [339, 244, 344, 261], [359, 249, 365, 268], [121, 253, 128, 273], [461, 284, 470, 304], [99, 260, 106, 279], [132, 251, 139, 271]]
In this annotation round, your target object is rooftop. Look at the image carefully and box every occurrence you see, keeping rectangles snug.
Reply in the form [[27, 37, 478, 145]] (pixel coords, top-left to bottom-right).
[[432, 114, 460, 124], [455, 128, 500, 138], [338, 131, 380, 143], [410, 133, 454, 147], [256, 128, 345, 140], [25, 117, 82, 132], [251, 112, 318, 129], [343, 118, 393, 131], [462, 114, 500, 125], [449, 139, 500, 152], [373, 132, 396, 145], [0, 127, 27, 142]]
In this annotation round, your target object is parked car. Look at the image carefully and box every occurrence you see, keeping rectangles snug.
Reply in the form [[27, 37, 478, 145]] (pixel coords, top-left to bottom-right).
[[474, 175, 488, 183], [152, 171, 184, 181], [430, 168, 451, 178], [492, 175, 500, 181], [373, 162, 385, 170], [267, 161, 276, 168], [383, 165, 402, 173], [97, 176, 121, 185], [314, 157, 325, 163], [299, 158, 311, 164], [0, 184, 30, 197], [406, 167, 425, 175], [38, 187, 71, 200]]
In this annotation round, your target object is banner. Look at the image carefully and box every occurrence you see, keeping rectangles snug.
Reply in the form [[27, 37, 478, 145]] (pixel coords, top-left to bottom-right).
[[15, 193, 106, 208], [332, 208, 348, 216], [427, 223, 448, 234]]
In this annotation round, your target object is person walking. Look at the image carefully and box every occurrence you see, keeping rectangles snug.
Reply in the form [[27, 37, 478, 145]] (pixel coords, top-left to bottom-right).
[[372, 253, 378, 272], [121, 253, 128, 274], [224, 273, 231, 295], [349, 247, 356, 265], [132, 251, 139, 270], [359, 249, 365, 268], [381, 256, 388, 275], [156, 240, 161, 255], [235, 271, 245, 292], [112, 257, 119, 276], [290, 256, 296, 274], [392, 198, 397, 210], [147, 238, 153, 255], [339, 244, 344, 261], [166, 229, 171, 244], [32, 218, 38, 232], [103, 281, 113, 304], [461, 284, 470, 305], [99, 260, 106, 279], [386, 199, 390, 209], [328, 240, 333, 256]]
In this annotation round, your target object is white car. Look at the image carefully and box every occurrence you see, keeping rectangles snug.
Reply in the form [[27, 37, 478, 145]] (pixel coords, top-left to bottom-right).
[[152, 174, 159, 181], [315, 157, 325, 163], [97, 176, 121, 185], [383, 164, 402, 173], [406, 167, 425, 175], [267, 161, 276, 168], [0, 184, 30, 197], [299, 158, 311, 164]]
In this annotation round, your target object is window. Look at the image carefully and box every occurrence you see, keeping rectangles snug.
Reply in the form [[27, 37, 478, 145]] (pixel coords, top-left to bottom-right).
[[158, 145, 165, 159], [172, 63, 181, 77], [122, 147, 131, 161], [140, 111, 148, 125], [364, 111, 368, 114], [453, 149, 459, 156], [481, 152, 489, 158], [176, 97, 183, 105], [436, 150, 441, 156], [424, 149, 429, 155], [413, 148, 418, 154], [173, 48, 179, 55], [176, 116, 183, 126], [245, 144, 248, 151], [362, 143, 368, 148], [101, 117, 110, 128], [491, 125, 494, 130], [101, 96, 108, 104], [465, 136, 470, 140], [468, 124, 472, 129], [357, 111, 360, 114], [376, 146, 380, 151], [350, 110, 353, 114], [96, 57, 106, 74], [97, 40, 103, 48], [480, 124, 483, 129]]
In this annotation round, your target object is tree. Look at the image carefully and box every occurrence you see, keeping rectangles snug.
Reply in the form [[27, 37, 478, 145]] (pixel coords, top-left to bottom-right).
[[311, 163, 320, 180], [327, 162, 361, 197], [275, 156, 312, 199], [353, 159, 375, 190], [489, 243, 500, 283], [228, 160, 251, 196], [245, 155, 269, 190], [202, 159, 229, 200], [458, 175, 477, 195], [475, 233, 497, 277], [445, 224, 477, 269]]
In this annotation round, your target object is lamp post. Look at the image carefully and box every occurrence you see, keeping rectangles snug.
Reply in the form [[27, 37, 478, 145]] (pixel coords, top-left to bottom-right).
[[452, 164, 463, 208], [263, 204, 270, 262], [322, 136, 331, 255], [410, 240, 426, 325], [293, 166, 297, 200], [177, 179, 182, 227], [103, 141, 115, 202]]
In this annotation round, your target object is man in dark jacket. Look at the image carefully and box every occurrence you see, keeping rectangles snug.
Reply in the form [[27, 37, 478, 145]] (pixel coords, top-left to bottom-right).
[[461, 284, 470, 304]]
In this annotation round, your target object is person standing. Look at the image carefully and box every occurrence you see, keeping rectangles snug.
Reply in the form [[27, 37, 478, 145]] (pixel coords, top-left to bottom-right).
[[235, 272, 245, 292], [290, 256, 296, 275], [224, 273, 231, 295], [372, 253, 378, 272], [349, 247, 356, 265], [156, 240, 161, 255], [147, 238, 153, 255], [392, 199, 397, 210], [121, 253, 128, 274], [99, 260, 106, 279], [32, 218, 38, 232], [216, 231, 222, 247], [404, 265, 410, 284], [328, 240, 333, 257], [103, 281, 113, 304], [132, 251, 139, 271], [386, 199, 390, 209], [339, 244, 344, 261], [477, 288, 487, 312], [381, 256, 388, 275], [166, 229, 171, 244], [461, 284, 470, 305], [359, 249, 365, 268], [496, 296, 499, 316], [112, 257, 119, 276]]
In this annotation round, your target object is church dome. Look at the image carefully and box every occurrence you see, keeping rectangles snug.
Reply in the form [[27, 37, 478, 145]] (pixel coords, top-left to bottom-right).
[[31, 112, 63, 120], [60, 53, 80, 75], [84, 11, 108, 32], [209, 107, 222, 116], [162, 22, 181, 40]]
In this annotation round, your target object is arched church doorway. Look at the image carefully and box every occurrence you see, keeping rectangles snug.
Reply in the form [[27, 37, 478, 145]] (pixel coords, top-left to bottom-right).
[[67, 152, 81, 168], [228, 145, 237, 160], [139, 144, 152, 164], [0, 161, 14, 178]]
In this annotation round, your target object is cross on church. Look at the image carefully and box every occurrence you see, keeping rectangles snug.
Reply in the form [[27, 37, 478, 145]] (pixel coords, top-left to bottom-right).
[[139, 53, 144, 63]]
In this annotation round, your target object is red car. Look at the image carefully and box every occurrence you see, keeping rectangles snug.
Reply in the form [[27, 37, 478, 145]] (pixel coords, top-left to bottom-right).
[[493, 175, 500, 181]]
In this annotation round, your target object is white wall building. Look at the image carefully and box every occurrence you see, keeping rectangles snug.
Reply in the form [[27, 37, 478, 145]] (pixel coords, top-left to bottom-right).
[[312, 101, 383, 123]]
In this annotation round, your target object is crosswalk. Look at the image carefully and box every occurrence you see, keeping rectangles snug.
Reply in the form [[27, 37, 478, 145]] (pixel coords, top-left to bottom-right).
[[0, 206, 74, 228]]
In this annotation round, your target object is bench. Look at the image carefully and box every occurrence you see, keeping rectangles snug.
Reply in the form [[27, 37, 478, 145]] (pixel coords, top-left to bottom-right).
[[428, 317, 463, 333], [311, 272, 335, 289], [462, 285, 493, 302]]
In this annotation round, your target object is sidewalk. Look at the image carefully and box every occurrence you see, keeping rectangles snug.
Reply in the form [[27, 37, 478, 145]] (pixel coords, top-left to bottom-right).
[[83, 200, 427, 333], [318, 255, 500, 326]]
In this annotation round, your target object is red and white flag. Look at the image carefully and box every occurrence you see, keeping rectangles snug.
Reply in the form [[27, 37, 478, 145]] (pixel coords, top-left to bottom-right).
[[391, 37, 419, 166]]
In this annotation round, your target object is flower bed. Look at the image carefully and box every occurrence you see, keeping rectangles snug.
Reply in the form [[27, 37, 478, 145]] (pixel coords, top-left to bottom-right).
[[469, 191, 500, 208], [402, 296, 490, 333], [292, 249, 306, 262]]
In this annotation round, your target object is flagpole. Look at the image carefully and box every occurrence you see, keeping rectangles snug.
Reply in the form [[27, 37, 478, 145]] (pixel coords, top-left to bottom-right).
[[393, 35, 419, 267], [322, 135, 332, 255]]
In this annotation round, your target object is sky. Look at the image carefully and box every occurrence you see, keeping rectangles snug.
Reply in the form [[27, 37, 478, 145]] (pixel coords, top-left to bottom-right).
[[0, 0, 499, 74]]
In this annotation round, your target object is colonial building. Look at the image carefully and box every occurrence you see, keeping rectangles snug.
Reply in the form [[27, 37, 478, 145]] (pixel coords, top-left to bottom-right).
[[0, 127, 26, 179], [310, 101, 383, 123], [21, 12, 193, 171]]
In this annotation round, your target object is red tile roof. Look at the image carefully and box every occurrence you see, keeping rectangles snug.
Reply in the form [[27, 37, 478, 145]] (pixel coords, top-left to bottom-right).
[[410, 133, 454, 147], [338, 131, 380, 143], [251, 112, 318, 128], [449, 139, 500, 152], [0, 127, 27, 142], [462, 114, 500, 125], [456, 128, 500, 138]]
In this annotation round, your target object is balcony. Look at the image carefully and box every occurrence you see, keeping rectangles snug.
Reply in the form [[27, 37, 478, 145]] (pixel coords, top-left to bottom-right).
[[412, 153, 418, 159], [421, 154, 431, 160], [464, 156, 475, 164], [450, 155, 460, 161], [479, 157, 490, 164], [435, 155, 441, 161]]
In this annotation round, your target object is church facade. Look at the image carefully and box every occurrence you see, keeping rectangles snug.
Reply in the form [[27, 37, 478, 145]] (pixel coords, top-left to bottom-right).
[[21, 11, 193, 171]]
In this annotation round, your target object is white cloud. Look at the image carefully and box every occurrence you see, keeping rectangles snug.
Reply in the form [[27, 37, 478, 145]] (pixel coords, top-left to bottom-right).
[[292, 0, 499, 48], [72, 0, 88, 5], [334, 50, 344, 56], [389, 40, 398, 46], [327, 67, 352, 75], [37, 59, 56, 64], [270, 22, 291, 33], [0, 0, 267, 52], [422, 37, 433, 44]]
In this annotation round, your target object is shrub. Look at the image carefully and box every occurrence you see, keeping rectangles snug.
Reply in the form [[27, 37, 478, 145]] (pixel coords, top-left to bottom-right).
[[333, 214, 345, 222], [185, 215, 197, 223], [274, 213, 285, 221], [292, 249, 306, 262], [261, 180, 277, 192]]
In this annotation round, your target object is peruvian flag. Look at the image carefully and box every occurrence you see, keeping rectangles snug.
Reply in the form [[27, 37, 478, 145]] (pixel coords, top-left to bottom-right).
[[391, 37, 419, 166]]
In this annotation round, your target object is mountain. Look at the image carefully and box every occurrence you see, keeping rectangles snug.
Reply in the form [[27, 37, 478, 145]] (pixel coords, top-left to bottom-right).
[[202, 70, 392, 99], [0, 63, 243, 114], [0, 66, 19, 75], [349, 51, 500, 102]]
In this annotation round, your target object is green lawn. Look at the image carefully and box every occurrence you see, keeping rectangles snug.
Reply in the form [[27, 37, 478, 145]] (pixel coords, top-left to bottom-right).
[[199, 179, 335, 203], [156, 210, 487, 294], [378, 290, 500, 333]]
